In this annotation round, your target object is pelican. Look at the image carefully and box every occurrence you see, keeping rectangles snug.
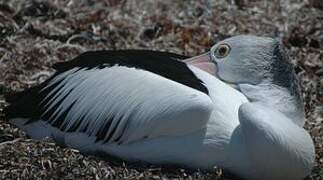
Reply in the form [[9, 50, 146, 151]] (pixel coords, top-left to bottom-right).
[[5, 35, 315, 180]]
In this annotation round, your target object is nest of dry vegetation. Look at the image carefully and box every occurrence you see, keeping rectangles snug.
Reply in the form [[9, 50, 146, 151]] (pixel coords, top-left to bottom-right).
[[0, 0, 322, 179]]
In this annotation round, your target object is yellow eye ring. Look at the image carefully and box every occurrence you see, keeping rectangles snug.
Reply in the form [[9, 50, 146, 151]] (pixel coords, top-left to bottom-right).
[[214, 44, 231, 58]]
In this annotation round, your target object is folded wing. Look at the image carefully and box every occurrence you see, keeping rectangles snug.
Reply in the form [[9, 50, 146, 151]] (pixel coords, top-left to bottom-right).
[[5, 50, 213, 145]]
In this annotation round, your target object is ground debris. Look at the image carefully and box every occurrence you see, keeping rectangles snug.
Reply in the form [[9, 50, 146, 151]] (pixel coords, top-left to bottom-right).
[[0, 0, 322, 179]]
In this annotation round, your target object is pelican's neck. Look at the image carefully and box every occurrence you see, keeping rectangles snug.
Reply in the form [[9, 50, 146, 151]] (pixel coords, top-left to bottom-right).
[[238, 81, 305, 126]]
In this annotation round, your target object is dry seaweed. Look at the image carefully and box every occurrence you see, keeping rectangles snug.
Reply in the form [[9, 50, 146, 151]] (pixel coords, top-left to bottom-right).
[[0, 0, 322, 179]]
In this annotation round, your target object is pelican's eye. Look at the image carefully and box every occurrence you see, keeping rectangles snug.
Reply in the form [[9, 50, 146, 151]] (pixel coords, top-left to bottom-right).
[[214, 44, 231, 58]]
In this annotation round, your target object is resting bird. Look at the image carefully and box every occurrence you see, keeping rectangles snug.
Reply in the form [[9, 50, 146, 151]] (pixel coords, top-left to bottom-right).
[[5, 35, 315, 180]]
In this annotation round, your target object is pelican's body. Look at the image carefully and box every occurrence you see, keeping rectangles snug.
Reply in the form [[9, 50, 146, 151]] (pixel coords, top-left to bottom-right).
[[7, 52, 246, 168], [5, 36, 315, 180]]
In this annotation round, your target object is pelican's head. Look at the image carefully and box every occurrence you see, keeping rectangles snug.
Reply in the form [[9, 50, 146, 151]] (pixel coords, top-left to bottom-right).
[[210, 36, 297, 88], [187, 35, 297, 90]]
